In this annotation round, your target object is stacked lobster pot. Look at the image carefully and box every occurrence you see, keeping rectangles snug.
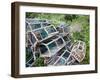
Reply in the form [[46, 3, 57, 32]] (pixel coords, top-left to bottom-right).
[[25, 18, 86, 67]]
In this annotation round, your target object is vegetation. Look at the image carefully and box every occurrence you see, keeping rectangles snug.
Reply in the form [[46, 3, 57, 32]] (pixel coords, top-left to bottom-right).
[[26, 12, 75, 26], [33, 57, 47, 67], [72, 16, 90, 64], [26, 12, 90, 65]]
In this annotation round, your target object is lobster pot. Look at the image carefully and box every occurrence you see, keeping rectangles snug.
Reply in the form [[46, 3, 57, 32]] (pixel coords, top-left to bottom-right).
[[56, 23, 70, 36], [47, 47, 72, 66], [71, 41, 86, 62], [39, 36, 66, 58]]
